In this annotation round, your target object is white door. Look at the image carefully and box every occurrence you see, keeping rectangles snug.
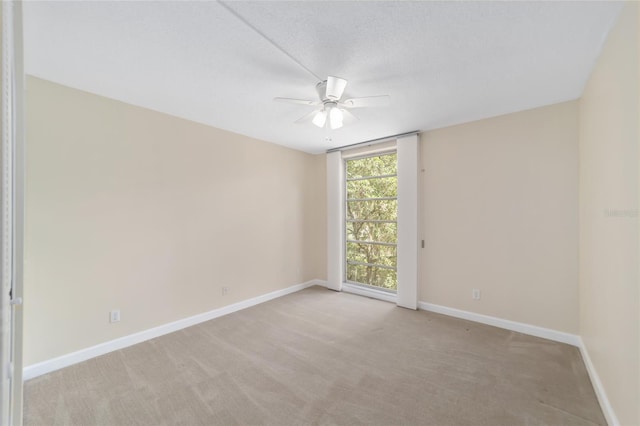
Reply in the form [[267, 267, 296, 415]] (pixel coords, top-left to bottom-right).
[[1, 2, 25, 424]]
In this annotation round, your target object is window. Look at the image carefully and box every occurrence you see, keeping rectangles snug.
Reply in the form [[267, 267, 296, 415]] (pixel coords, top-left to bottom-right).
[[345, 152, 398, 292]]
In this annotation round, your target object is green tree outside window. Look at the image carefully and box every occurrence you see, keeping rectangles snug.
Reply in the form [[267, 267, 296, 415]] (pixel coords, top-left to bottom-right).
[[345, 153, 398, 291]]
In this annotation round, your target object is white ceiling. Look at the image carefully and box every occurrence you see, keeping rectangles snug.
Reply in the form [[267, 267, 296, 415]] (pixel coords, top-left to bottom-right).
[[24, 1, 622, 154]]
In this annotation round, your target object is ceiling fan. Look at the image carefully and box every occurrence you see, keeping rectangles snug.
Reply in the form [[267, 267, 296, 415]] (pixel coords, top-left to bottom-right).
[[274, 76, 390, 130]]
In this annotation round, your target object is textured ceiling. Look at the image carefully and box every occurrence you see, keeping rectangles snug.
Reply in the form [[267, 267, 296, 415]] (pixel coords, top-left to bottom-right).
[[24, 1, 622, 154]]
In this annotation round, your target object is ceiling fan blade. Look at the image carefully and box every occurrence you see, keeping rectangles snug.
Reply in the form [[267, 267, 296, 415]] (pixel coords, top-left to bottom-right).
[[341, 109, 358, 125], [274, 97, 320, 106], [326, 76, 347, 100], [294, 109, 321, 124], [341, 95, 390, 108]]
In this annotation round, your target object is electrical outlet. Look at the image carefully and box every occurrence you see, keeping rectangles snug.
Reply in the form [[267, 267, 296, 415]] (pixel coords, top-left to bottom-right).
[[472, 289, 481, 300], [110, 310, 121, 323], [222, 286, 230, 296]]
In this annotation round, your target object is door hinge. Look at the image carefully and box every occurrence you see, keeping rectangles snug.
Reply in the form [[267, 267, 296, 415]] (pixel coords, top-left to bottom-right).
[[10, 297, 22, 306], [421, 240, 425, 248], [7, 362, 12, 380]]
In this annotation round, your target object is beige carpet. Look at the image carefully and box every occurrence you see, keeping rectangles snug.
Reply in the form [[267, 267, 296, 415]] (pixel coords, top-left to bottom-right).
[[24, 286, 605, 425]]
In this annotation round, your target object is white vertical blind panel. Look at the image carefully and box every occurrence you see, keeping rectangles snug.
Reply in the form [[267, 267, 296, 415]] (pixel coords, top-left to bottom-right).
[[326, 151, 344, 291], [396, 134, 419, 309]]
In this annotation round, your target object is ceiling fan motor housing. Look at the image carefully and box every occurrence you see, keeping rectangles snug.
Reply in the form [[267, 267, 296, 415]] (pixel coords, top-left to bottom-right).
[[316, 81, 340, 111]]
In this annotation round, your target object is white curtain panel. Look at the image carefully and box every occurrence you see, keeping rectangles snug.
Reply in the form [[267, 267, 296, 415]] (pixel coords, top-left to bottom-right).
[[396, 134, 419, 310]]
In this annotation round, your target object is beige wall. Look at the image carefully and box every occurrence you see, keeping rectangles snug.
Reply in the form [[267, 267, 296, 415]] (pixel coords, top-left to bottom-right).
[[420, 101, 579, 333], [24, 76, 326, 366], [579, 3, 639, 425]]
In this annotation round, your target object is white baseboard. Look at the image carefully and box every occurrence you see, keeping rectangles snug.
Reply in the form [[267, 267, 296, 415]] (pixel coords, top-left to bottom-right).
[[578, 337, 619, 426], [342, 282, 397, 303], [23, 279, 326, 381], [313, 279, 328, 288], [417, 301, 580, 347]]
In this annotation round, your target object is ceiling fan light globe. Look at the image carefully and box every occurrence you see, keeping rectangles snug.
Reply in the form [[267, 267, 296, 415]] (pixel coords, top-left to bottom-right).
[[312, 110, 327, 128], [329, 107, 344, 130]]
